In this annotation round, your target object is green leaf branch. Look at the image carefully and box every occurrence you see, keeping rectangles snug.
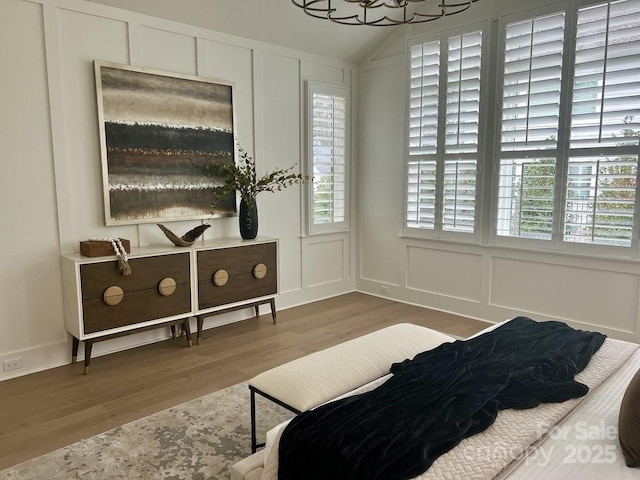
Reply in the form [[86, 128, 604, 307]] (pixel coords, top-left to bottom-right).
[[200, 145, 309, 212]]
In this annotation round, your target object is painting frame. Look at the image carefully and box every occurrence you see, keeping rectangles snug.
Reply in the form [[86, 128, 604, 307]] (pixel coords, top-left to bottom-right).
[[94, 61, 238, 226]]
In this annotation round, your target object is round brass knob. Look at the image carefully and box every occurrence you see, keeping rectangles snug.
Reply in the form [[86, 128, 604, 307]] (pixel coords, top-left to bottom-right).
[[158, 277, 177, 296], [103, 286, 124, 306], [213, 269, 229, 287], [253, 263, 267, 280]]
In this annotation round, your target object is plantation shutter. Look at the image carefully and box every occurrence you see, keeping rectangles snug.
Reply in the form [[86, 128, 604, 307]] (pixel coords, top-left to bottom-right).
[[563, 0, 640, 246], [307, 82, 349, 235], [408, 41, 440, 156], [445, 31, 482, 154], [443, 31, 482, 233], [407, 40, 440, 230], [407, 160, 437, 229], [500, 12, 565, 152], [569, 0, 640, 149]]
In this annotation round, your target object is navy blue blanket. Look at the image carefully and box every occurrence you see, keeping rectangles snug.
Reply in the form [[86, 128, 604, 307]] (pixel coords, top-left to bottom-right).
[[278, 317, 605, 480]]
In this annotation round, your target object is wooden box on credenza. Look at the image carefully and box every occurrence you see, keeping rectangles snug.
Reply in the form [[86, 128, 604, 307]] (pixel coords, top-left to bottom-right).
[[79, 238, 131, 257]]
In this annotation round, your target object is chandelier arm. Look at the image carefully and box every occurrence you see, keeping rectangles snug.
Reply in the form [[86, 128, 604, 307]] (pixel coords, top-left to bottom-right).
[[292, 0, 479, 26]]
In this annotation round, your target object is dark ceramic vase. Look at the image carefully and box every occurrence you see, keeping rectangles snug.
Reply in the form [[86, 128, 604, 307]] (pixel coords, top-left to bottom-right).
[[239, 198, 258, 240]]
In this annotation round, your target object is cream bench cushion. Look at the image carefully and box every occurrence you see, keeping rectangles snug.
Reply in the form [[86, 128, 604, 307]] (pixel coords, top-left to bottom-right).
[[249, 322, 454, 412], [240, 323, 456, 472], [247, 323, 455, 453]]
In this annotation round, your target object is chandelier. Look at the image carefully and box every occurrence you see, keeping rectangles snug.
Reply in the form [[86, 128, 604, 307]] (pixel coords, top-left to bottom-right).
[[291, 0, 480, 26]]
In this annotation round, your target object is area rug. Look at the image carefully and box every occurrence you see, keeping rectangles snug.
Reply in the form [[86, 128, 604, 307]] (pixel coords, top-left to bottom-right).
[[0, 382, 294, 480]]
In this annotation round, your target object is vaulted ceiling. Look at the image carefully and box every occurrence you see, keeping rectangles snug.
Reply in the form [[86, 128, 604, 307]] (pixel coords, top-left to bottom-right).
[[85, 0, 403, 63]]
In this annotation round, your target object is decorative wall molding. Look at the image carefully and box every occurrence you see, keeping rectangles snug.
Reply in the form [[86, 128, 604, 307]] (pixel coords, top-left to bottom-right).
[[0, 0, 356, 380]]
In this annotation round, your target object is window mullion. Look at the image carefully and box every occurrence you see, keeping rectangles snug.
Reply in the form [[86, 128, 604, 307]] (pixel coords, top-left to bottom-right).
[[633, 150, 640, 256], [434, 38, 448, 234], [331, 98, 337, 223], [419, 43, 425, 150], [591, 158, 602, 242], [525, 20, 534, 148], [598, 3, 612, 144], [457, 40, 463, 148], [518, 166, 525, 237], [554, 6, 575, 248]]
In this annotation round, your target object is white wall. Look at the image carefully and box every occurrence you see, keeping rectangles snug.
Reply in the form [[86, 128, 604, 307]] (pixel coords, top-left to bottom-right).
[[6, 0, 637, 383], [357, 0, 640, 344], [0, 0, 356, 380]]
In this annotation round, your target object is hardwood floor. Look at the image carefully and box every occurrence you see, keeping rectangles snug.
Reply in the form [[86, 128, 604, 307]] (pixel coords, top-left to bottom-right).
[[0, 292, 488, 471]]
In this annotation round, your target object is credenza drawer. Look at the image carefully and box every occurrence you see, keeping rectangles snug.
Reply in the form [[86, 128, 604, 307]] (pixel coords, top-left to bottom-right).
[[197, 242, 277, 309], [80, 252, 191, 334]]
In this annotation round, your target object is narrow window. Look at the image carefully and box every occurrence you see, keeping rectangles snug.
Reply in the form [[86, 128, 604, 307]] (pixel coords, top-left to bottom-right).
[[406, 29, 484, 236], [307, 82, 350, 234]]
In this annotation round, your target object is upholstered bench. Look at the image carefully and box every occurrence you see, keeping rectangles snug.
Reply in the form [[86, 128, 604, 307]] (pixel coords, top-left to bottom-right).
[[247, 322, 455, 453]]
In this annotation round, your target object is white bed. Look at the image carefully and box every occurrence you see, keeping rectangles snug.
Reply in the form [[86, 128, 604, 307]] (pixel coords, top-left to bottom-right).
[[231, 321, 640, 480], [497, 348, 640, 480]]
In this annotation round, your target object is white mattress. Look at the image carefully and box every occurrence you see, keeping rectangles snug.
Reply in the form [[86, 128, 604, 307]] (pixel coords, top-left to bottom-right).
[[500, 348, 640, 480]]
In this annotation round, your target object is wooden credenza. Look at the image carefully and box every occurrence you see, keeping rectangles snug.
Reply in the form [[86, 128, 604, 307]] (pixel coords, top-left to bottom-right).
[[61, 237, 278, 373]]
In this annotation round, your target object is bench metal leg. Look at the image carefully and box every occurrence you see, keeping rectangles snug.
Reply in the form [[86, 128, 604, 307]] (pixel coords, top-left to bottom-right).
[[250, 387, 266, 453], [249, 385, 300, 453]]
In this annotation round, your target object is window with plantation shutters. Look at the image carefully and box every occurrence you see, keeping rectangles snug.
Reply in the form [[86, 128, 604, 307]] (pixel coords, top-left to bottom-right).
[[496, 11, 565, 240], [306, 82, 349, 235], [401, 0, 640, 255], [563, 0, 640, 246], [406, 29, 483, 236], [495, 0, 640, 250]]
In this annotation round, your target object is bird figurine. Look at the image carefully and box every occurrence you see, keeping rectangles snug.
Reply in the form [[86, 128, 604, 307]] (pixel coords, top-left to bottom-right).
[[157, 223, 211, 247]]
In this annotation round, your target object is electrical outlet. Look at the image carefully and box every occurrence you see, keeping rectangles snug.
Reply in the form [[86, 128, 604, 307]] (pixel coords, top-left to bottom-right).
[[3, 357, 23, 372], [380, 285, 390, 295]]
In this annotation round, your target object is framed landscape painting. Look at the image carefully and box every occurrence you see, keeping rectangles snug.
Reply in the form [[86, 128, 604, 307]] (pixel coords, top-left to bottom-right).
[[94, 61, 237, 225]]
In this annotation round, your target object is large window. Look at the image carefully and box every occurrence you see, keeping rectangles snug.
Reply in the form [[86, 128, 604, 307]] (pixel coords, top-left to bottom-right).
[[563, 0, 640, 247], [404, 0, 640, 255], [307, 82, 349, 235], [406, 28, 484, 238], [496, 0, 640, 249]]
